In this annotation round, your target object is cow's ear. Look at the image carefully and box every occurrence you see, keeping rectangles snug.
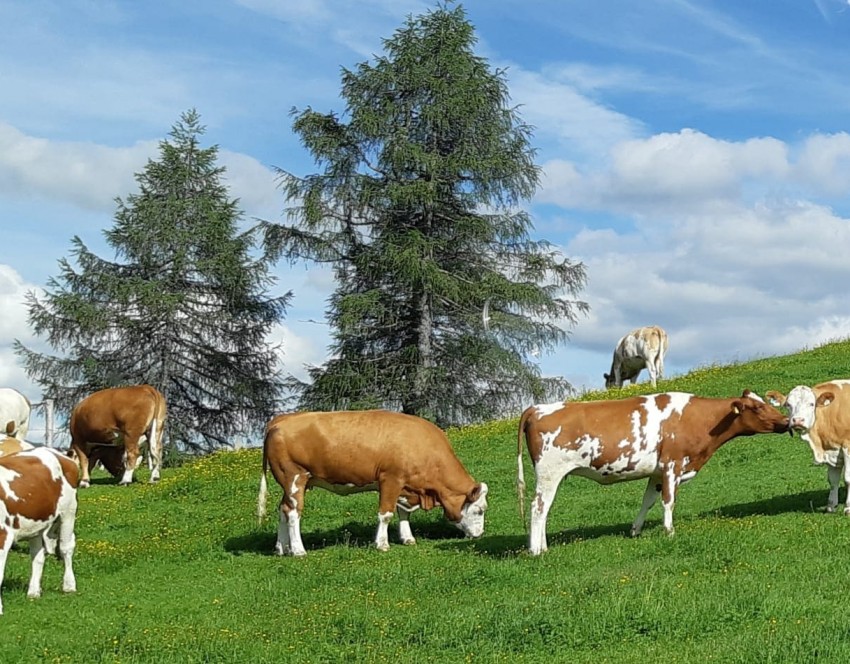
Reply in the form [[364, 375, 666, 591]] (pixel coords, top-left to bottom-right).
[[467, 482, 488, 504], [603, 373, 610, 381], [817, 392, 835, 408], [765, 390, 786, 407], [731, 400, 745, 415]]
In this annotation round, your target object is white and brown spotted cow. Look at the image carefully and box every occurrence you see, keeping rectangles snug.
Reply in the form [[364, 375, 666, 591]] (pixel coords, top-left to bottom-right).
[[604, 325, 669, 389], [517, 391, 789, 555], [767, 380, 850, 514], [0, 388, 31, 441], [257, 410, 489, 556], [0, 447, 78, 614], [70, 385, 166, 487]]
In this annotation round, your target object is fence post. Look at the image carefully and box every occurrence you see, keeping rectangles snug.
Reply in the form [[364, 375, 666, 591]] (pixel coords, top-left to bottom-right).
[[43, 399, 54, 448]]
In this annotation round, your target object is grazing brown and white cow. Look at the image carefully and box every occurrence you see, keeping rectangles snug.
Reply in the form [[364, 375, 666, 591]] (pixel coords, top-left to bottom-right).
[[517, 391, 789, 555], [0, 388, 31, 441], [257, 410, 489, 556], [0, 447, 78, 614], [69, 385, 166, 487], [767, 380, 850, 514], [604, 326, 669, 389]]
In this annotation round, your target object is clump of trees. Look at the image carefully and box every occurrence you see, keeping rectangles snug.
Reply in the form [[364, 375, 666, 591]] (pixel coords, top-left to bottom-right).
[[15, 110, 290, 452], [16, 3, 588, 449]]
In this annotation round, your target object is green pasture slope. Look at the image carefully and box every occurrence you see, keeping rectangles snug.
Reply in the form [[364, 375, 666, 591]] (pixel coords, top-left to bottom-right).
[[6, 341, 850, 663]]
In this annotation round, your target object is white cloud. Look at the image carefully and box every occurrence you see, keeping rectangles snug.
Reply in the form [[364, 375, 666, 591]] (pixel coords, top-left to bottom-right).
[[0, 122, 154, 211], [794, 132, 850, 196], [508, 67, 644, 159]]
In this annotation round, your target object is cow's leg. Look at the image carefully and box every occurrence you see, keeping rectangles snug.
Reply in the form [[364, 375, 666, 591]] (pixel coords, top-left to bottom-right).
[[282, 473, 308, 557], [72, 442, 92, 488], [27, 535, 47, 599], [119, 434, 142, 485], [0, 527, 12, 615], [648, 363, 658, 388], [274, 497, 292, 556], [375, 479, 404, 552], [661, 465, 679, 536], [147, 422, 162, 483], [826, 463, 841, 513], [529, 466, 567, 555], [57, 505, 77, 593], [614, 366, 623, 388], [631, 478, 661, 537], [840, 451, 850, 515], [396, 503, 419, 546]]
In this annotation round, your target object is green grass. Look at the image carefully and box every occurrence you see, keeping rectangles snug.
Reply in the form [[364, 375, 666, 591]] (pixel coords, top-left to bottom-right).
[[5, 340, 850, 662]]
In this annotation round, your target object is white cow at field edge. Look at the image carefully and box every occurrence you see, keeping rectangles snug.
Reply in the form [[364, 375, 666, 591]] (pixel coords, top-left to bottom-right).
[[767, 379, 850, 514], [604, 326, 669, 389], [0, 388, 31, 441]]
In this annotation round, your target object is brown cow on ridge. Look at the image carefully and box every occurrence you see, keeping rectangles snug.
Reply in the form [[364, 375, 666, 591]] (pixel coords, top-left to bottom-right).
[[517, 390, 789, 555], [70, 385, 166, 487], [0, 447, 79, 615], [257, 410, 489, 556]]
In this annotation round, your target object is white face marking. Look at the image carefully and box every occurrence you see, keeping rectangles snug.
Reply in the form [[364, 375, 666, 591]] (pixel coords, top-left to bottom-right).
[[785, 386, 818, 432], [534, 402, 565, 419], [458, 483, 488, 538]]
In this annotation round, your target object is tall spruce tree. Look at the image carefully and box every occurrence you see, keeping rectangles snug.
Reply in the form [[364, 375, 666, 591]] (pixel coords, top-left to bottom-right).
[[264, 3, 588, 426], [15, 110, 290, 452]]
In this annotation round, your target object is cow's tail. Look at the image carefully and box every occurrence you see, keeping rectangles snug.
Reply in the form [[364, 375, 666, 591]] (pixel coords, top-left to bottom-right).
[[147, 387, 166, 476], [517, 407, 533, 531], [257, 424, 273, 523]]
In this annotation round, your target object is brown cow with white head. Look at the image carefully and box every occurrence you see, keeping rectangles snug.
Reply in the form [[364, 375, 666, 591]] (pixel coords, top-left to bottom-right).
[[257, 410, 489, 556], [767, 380, 850, 514], [518, 390, 789, 555], [0, 446, 79, 615], [69, 385, 166, 487]]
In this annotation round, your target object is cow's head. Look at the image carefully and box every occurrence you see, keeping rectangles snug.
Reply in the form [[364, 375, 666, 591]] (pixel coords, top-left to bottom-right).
[[456, 482, 488, 538], [767, 385, 832, 434], [730, 390, 790, 434], [603, 373, 615, 389]]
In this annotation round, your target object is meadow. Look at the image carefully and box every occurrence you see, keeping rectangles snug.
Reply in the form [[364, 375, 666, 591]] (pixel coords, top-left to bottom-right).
[[5, 340, 850, 662]]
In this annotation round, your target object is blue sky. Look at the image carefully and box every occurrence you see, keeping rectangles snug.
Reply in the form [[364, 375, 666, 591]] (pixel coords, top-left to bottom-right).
[[3, 0, 850, 437]]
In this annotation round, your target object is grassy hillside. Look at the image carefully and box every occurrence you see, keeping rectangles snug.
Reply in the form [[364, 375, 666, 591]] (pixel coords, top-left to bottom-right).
[[5, 340, 850, 662]]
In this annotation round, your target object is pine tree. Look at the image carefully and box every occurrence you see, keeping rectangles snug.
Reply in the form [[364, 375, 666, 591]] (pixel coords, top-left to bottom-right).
[[16, 110, 290, 452], [264, 4, 587, 426]]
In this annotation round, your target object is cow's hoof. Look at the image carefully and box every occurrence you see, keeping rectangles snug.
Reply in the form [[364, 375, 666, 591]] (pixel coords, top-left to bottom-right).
[[843, 507, 850, 516], [79, 480, 90, 489], [27, 590, 41, 599], [376, 542, 390, 552], [401, 538, 416, 546], [826, 506, 836, 513], [630, 527, 641, 538], [63, 585, 77, 594], [291, 549, 307, 558]]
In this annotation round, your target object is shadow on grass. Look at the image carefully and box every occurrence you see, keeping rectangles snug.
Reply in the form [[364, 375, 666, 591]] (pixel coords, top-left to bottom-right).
[[703, 489, 831, 518], [225, 519, 467, 555], [436, 521, 632, 557]]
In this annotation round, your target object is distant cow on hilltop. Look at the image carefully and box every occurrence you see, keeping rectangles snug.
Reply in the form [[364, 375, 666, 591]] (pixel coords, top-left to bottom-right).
[[604, 325, 669, 389]]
